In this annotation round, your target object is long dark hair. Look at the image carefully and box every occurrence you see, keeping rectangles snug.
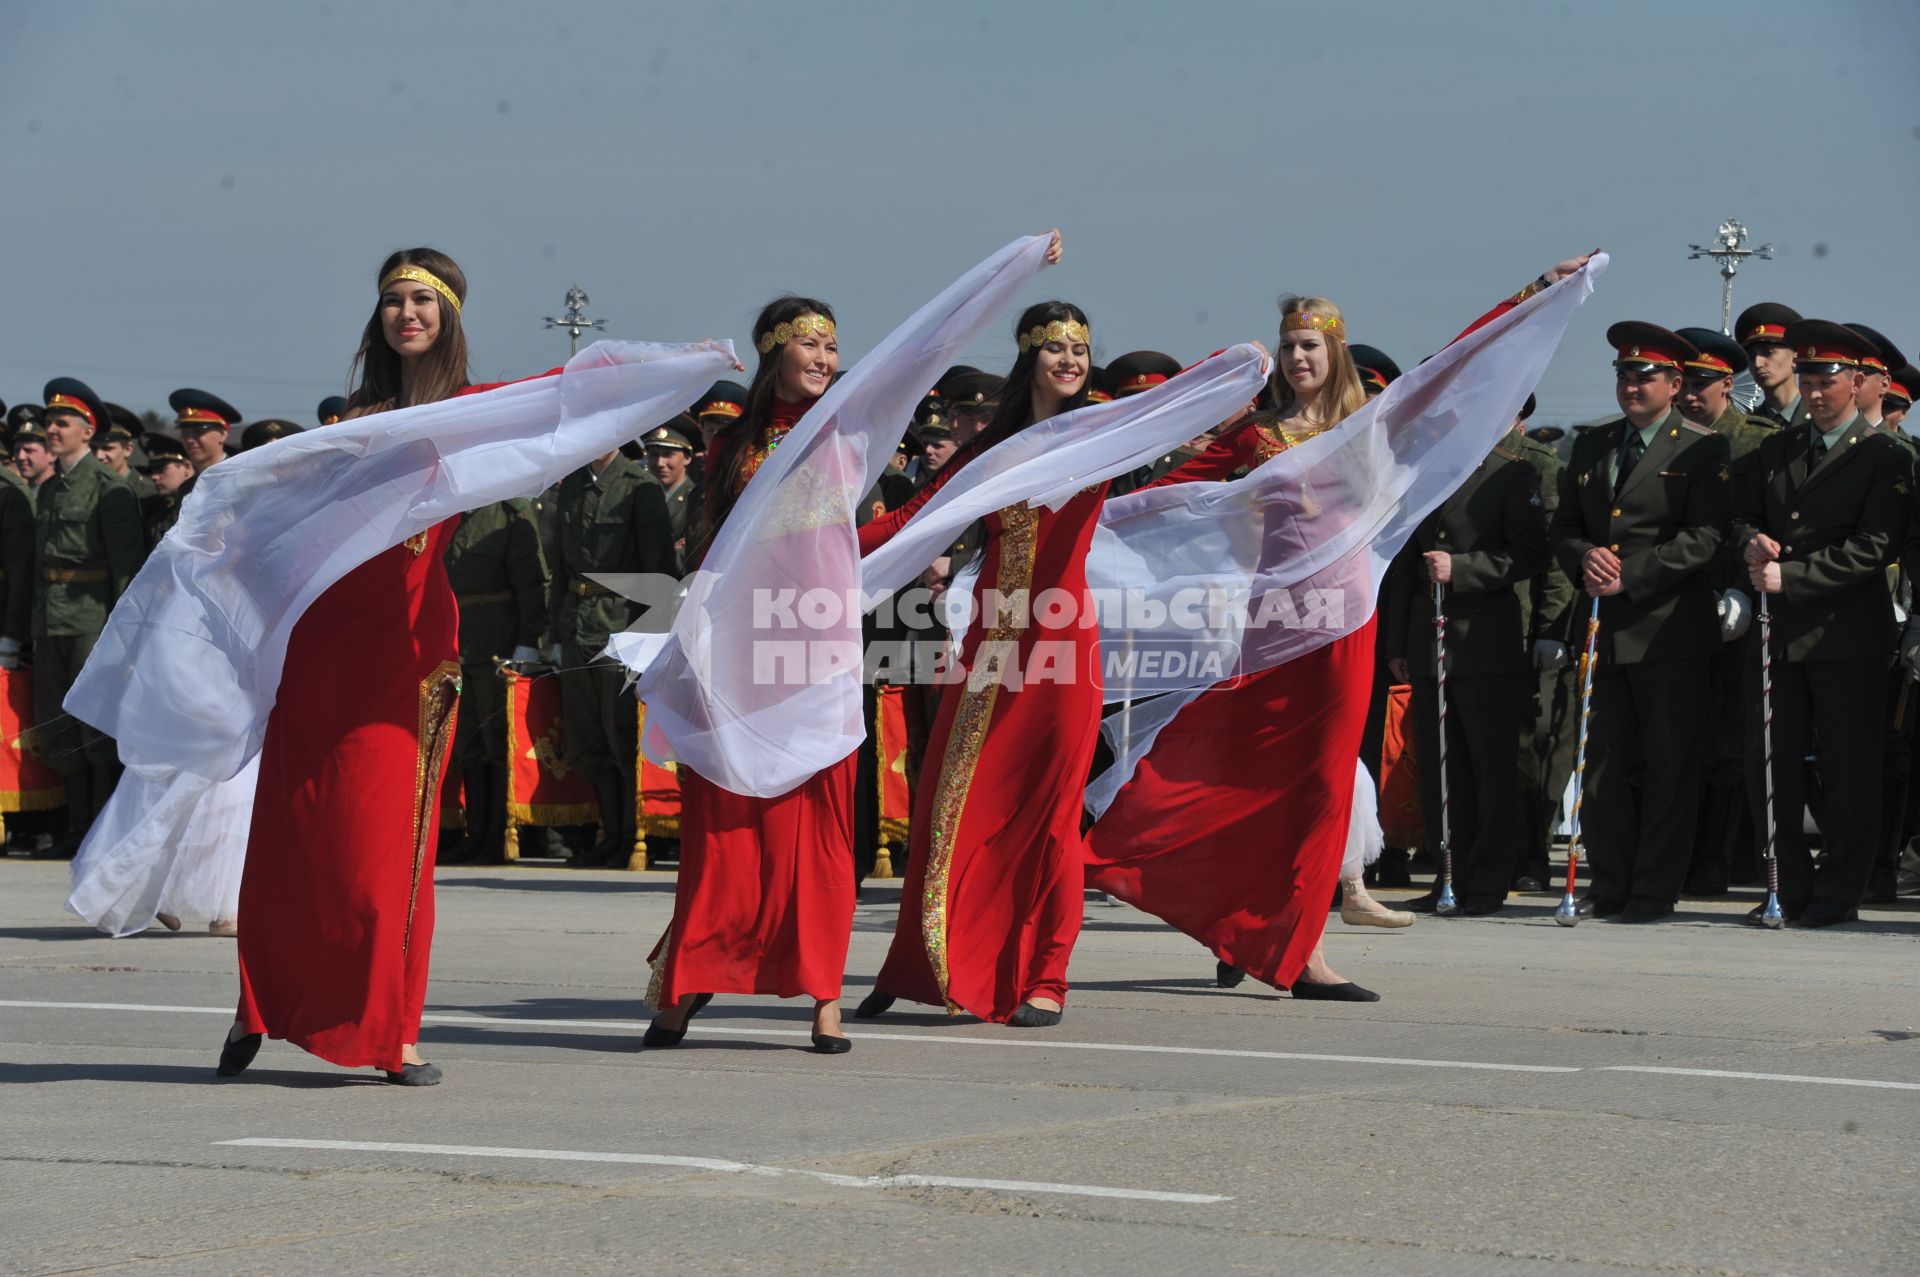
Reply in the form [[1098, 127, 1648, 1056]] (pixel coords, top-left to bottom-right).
[[345, 246, 471, 416], [702, 294, 837, 539], [977, 300, 1092, 446]]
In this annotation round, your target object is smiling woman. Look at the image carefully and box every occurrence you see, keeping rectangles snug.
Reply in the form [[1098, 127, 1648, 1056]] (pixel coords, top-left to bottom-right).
[[220, 246, 474, 1088]]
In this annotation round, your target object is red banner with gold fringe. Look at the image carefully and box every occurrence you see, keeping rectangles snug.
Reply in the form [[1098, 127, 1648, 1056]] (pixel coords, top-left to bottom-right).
[[876, 683, 912, 847], [1378, 683, 1422, 848], [0, 668, 64, 814], [636, 702, 681, 838], [504, 667, 596, 826]]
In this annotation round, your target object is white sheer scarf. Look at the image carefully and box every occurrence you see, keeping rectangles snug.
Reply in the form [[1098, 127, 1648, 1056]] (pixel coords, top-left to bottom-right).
[[618, 236, 1055, 798], [1085, 258, 1605, 818], [68, 340, 735, 934]]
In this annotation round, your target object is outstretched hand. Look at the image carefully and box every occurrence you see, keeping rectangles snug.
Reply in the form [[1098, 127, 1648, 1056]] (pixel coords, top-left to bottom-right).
[[1043, 228, 1063, 265], [1546, 249, 1602, 284]]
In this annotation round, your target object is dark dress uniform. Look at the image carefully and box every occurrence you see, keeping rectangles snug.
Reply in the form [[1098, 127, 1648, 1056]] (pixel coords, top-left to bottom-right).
[[1549, 328, 1730, 918], [1385, 438, 1548, 908], [1103, 351, 1185, 497], [444, 498, 549, 863], [549, 453, 676, 863], [0, 467, 35, 653], [1511, 422, 1579, 888], [1676, 330, 1777, 892], [1737, 302, 1812, 432], [1734, 323, 1911, 924], [29, 380, 147, 851]]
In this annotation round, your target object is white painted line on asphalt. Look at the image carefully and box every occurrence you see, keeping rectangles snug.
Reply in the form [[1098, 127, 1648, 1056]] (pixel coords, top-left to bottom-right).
[[13, 1000, 1917, 1094], [215, 1138, 1232, 1204], [1602, 1065, 1920, 1092]]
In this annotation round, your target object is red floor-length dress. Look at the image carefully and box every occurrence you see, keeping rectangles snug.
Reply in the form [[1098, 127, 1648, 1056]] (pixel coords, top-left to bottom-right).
[[859, 475, 1109, 1022], [236, 520, 463, 1071], [1086, 419, 1377, 990], [651, 398, 858, 1007]]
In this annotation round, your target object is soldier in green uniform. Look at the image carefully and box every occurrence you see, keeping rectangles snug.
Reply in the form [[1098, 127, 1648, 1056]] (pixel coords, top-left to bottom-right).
[[139, 435, 194, 545], [1736, 303, 1809, 429], [443, 497, 549, 864], [1845, 324, 1902, 433], [1548, 324, 1730, 922], [93, 405, 157, 500], [1508, 397, 1579, 892], [1885, 366, 1915, 435], [1385, 410, 1549, 914], [28, 378, 147, 856], [11, 413, 55, 501], [1674, 328, 1772, 892], [641, 417, 701, 573], [1735, 321, 1910, 926], [548, 446, 676, 866], [170, 387, 239, 484]]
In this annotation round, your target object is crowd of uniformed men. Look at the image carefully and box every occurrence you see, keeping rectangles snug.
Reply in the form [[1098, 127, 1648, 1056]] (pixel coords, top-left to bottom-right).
[[5, 302, 1917, 929]]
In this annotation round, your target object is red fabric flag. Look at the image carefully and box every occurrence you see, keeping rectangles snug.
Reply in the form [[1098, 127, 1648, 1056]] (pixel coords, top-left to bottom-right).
[[504, 668, 596, 827], [1378, 683, 1423, 848], [0, 668, 65, 814]]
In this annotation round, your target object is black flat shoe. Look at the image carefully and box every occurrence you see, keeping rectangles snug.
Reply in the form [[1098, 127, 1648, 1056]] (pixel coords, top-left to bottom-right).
[[810, 1032, 852, 1054], [642, 992, 712, 1048], [1793, 899, 1858, 929], [383, 1062, 443, 1086], [1290, 980, 1381, 1003], [1215, 961, 1246, 989], [852, 991, 895, 1020], [1459, 894, 1506, 916], [1400, 891, 1442, 914], [1618, 898, 1674, 924], [1007, 1003, 1063, 1028], [215, 1028, 263, 1077]]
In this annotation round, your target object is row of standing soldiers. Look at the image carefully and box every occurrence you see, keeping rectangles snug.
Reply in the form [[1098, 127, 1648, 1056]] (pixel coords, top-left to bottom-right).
[[1374, 305, 1919, 927]]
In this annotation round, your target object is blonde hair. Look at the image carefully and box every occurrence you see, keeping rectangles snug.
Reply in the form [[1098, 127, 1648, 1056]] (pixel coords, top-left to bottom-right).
[[1271, 295, 1367, 426]]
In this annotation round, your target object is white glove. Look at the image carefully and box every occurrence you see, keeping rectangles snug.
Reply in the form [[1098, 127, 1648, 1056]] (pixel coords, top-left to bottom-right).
[[510, 645, 541, 664], [1903, 618, 1920, 682], [1895, 601, 1910, 627], [544, 643, 563, 664], [1531, 639, 1568, 672], [1716, 589, 1753, 642]]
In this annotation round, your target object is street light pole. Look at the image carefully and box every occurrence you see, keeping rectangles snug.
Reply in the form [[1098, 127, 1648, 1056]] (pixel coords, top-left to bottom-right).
[[543, 286, 608, 357], [1687, 218, 1773, 336]]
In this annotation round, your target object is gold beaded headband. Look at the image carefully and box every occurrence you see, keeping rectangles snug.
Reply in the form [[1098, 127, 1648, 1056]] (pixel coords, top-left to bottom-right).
[[1281, 309, 1345, 342], [1017, 319, 1090, 352], [379, 266, 463, 315], [757, 313, 836, 355]]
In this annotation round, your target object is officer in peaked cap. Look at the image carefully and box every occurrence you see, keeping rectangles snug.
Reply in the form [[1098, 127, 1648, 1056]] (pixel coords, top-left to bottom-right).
[[1843, 323, 1904, 432], [1348, 344, 1404, 397], [1547, 323, 1730, 922], [28, 376, 147, 856], [642, 417, 702, 570], [1085, 365, 1113, 404], [1736, 319, 1910, 926], [140, 434, 195, 545], [932, 365, 984, 401], [317, 396, 349, 427], [1735, 302, 1807, 429], [239, 419, 304, 452], [943, 371, 1004, 447], [1105, 351, 1182, 399], [168, 387, 241, 479], [93, 403, 155, 499], [691, 380, 748, 454], [1884, 365, 1916, 434], [914, 394, 958, 480]]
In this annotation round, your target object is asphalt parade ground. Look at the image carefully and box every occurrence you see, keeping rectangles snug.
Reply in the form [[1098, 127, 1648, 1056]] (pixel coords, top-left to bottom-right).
[[3, 859, 1916, 1276]]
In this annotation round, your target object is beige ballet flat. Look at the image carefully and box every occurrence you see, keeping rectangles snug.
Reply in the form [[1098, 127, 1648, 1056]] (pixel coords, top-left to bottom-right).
[[1339, 883, 1413, 929], [208, 919, 239, 938]]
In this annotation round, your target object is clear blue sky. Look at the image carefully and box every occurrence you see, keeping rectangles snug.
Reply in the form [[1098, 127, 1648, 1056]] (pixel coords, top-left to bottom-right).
[[3, 0, 1916, 428]]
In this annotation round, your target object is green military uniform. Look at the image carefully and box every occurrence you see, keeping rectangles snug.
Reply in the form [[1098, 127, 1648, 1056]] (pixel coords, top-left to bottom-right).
[[1384, 438, 1548, 908], [549, 453, 676, 864], [1509, 423, 1578, 888], [30, 390, 148, 853], [1548, 326, 1730, 917], [443, 499, 549, 863]]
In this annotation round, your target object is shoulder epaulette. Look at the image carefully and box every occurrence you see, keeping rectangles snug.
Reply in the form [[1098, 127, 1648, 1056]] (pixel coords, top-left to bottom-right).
[[1574, 422, 1609, 433], [1676, 420, 1715, 437], [1491, 446, 1522, 462]]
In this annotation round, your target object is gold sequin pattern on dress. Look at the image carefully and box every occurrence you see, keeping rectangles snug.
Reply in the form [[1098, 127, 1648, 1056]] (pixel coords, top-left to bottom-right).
[[406, 661, 463, 957], [922, 501, 1039, 1012]]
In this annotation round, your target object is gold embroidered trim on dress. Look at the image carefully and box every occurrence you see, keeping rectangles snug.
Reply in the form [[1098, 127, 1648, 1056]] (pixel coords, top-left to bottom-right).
[[405, 660, 463, 957], [922, 501, 1039, 1012]]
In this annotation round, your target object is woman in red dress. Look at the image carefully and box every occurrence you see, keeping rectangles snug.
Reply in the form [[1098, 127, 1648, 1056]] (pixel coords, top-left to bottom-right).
[[1089, 253, 1598, 1002], [854, 301, 1103, 1027], [644, 296, 858, 1054], [217, 248, 473, 1084]]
